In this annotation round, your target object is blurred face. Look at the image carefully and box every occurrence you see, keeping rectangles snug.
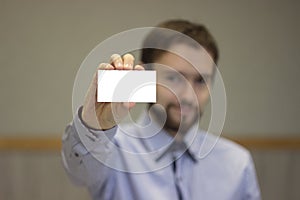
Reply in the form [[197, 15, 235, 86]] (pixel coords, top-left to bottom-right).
[[151, 44, 215, 136]]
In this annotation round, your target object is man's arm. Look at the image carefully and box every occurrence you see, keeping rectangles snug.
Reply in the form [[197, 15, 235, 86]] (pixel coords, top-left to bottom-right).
[[61, 107, 118, 186], [62, 53, 144, 186], [243, 154, 261, 200]]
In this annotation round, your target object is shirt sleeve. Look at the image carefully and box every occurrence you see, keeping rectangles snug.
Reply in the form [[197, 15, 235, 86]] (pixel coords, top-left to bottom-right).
[[61, 106, 118, 187], [243, 154, 262, 200]]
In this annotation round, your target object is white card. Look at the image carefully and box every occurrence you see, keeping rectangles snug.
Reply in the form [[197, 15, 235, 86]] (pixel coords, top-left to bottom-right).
[[97, 70, 156, 102]]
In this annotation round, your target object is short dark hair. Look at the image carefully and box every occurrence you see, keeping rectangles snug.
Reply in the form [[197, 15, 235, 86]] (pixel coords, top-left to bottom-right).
[[141, 19, 219, 65]]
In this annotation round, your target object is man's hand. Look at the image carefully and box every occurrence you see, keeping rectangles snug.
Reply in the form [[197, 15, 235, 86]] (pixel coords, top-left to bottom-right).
[[81, 54, 144, 130]]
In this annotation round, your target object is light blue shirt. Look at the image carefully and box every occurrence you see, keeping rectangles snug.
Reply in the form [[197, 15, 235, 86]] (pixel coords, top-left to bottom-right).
[[62, 107, 261, 200]]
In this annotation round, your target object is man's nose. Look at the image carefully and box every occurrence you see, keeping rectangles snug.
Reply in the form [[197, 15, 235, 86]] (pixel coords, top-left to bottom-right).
[[179, 81, 196, 103]]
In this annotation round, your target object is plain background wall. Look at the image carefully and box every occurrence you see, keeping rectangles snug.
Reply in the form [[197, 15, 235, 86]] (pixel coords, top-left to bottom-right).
[[0, 0, 299, 138]]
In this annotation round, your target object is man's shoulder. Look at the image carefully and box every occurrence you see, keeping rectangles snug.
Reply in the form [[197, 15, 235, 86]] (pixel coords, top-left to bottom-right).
[[198, 131, 251, 162], [217, 135, 249, 154]]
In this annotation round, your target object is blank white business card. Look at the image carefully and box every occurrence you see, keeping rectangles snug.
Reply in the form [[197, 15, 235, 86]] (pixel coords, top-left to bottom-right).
[[97, 70, 156, 102]]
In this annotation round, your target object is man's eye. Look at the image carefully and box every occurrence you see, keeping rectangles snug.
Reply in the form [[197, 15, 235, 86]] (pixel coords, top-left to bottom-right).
[[196, 77, 205, 84], [196, 75, 211, 85], [166, 75, 182, 83]]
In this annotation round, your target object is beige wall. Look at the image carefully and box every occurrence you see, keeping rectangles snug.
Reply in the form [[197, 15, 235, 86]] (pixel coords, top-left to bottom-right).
[[0, 0, 299, 137]]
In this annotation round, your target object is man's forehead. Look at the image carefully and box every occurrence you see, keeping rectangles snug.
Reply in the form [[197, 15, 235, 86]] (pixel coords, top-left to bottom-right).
[[158, 68, 211, 80], [155, 43, 215, 75]]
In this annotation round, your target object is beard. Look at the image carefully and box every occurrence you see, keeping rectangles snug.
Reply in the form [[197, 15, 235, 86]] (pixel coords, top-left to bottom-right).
[[149, 102, 202, 135]]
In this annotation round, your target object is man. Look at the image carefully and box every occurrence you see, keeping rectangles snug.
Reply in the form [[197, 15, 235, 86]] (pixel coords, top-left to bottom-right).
[[62, 20, 261, 200]]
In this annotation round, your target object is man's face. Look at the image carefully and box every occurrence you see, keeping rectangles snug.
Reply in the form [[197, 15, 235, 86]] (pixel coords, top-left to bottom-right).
[[151, 43, 215, 135]]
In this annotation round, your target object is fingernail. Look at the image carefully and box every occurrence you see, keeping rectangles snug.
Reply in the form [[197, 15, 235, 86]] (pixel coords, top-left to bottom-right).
[[117, 62, 122, 68], [124, 63, 132, 69]]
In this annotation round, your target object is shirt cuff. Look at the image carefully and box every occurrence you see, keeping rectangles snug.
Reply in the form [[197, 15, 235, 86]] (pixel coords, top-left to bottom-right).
[[73, 106, 118, 152]]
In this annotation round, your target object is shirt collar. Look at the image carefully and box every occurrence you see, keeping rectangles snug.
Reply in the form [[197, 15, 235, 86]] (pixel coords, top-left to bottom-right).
[[137, 110, 201, 163]]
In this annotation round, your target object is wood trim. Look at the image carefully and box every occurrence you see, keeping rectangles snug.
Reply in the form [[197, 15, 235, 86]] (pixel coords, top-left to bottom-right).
[[0, 137, 300, 151], [0, 137, 61, 151], [228, 137, 300, 150]]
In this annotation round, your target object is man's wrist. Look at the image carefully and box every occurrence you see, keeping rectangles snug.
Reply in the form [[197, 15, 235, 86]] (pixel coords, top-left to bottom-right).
[[80, 106, 116, 131]]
